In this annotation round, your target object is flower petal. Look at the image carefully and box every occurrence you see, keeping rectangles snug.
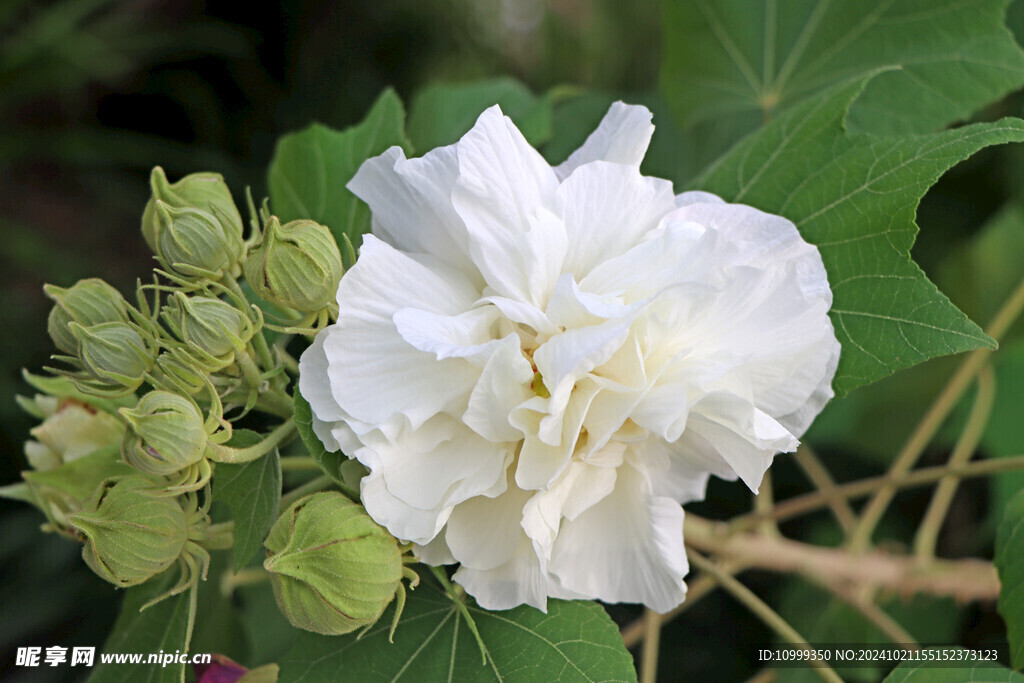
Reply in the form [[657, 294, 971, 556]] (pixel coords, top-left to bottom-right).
[[554, 102, 655, 180], [547, 461, 688, 612]]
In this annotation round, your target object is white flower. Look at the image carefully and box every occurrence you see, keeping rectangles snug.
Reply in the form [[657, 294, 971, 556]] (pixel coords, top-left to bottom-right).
[[299, 103, 841, 612]]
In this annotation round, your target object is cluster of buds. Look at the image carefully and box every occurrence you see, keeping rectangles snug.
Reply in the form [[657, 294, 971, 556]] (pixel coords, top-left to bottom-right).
[[6, 166, 416, 638]]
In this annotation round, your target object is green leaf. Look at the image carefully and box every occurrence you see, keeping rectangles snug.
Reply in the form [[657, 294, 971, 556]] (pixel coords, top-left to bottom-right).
[[984, 342, 1024, 519], [408, 78, 554, 152], [693, 76, 1024, 395], [883, 653, 1024, 681], [88, 571, 192, 683], [214, 430, 282, 572], [995, 488, 1024, 669], [292, 387, 345, 486], [278, 578, 636, 683], [660, 0, 1024, 172], [267, 88, 411, 247]]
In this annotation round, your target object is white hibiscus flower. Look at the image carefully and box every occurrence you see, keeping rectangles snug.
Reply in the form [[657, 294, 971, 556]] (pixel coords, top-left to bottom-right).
[[299, 102, 840, 612]]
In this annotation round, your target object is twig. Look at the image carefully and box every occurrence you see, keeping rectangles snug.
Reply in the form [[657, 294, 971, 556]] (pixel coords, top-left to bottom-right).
[[913, 364, 996, 560], [847, 273, 1024, 552], [792, 445, 856, 534], [686, 549, 843, 683], [640, 608, 662, 683], [730, 453, 1024, 531], [810, 576, 918, 645], [755, 470, 779, 537], [687, 516, 999, 602]]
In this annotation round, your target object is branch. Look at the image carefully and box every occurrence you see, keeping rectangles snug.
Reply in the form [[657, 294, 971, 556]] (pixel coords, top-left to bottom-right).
[[686, 516, 999, 603]]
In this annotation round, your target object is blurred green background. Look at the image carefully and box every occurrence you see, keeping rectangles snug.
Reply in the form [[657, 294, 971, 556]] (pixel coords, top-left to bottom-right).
[[2, 1, 1023, 681]]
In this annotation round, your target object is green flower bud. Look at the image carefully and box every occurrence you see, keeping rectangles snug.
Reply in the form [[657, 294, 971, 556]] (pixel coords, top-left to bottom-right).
[[153, 202, 245, 280], [264, 492, 415, 636], [69, 322, 154, 395], [67, 475, 188, 587], [141, 167, 243, 255], [120, 391, 208, 476], [24, 396, 125, 471], [45, 279, 128, 354], [162, 293, 254, 361], [245, 217, 343, 312]]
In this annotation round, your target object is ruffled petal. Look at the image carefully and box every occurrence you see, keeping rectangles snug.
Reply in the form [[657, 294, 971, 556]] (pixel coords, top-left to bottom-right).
[[555, 102, 655, 180], [547, 461, 688, 612], [555, 160, 677, 280]]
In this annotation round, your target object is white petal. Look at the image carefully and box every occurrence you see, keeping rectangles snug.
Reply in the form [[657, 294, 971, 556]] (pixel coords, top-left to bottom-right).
[[674, 190, 725, 207], [555, 102, 655, 180], [347, 145, 478, 278], [453, 533, 548, 611], [463, 335, 534, 443], [393, 306, 499, 365], [556, 160, 676, 280], [515, 380, 601, 491], [297, 329, 344, 452], [548, 462, 688, 612], [452, 106, 561, 303], [325, 236, 481, 430], [358, 467, 451, 544], [445, 470, 532, 571]]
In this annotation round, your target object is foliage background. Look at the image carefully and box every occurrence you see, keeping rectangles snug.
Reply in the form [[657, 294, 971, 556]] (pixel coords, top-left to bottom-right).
[[1, 0, 1022, 681]]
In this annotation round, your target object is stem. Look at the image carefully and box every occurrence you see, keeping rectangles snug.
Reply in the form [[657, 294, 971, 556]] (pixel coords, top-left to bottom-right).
[[278, 474, 334, 511], [201, 521, 234, 550], [687, 515, 999, 602], [236, 350, 294, 418], [732, 453, 1024, 531], [209, 419, 296, 464], [847, 273, 1024, 552], [755, 470, 779, 537], [686, 549, 843, 683], [817, 578, 918, 645], [220, 567, 270, 596], [913, 364, 996, 560], [792, 445, 856, 534], [640, 609, 662, 683], [430, 566, 490, 666], [181, 582, 198, 683], [280, 456, 322, 472]]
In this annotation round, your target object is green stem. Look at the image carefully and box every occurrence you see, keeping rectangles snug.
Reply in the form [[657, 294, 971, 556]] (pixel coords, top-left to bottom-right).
[[686, 549, 843, 683], [913, 364, 997, 560], [181, 582, 199, 683], [793, 445, 857, 535], [429, 566, 490, 666], [201, 521, 234, 550], [209, 419, 296, 464], [220, 567, 270, 596], [847, 272, 1024, 552], [280, 456, 322, 472], [278, 474, 334, 511]]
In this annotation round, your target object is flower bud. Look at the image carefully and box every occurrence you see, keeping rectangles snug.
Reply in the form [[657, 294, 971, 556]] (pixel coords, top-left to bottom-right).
[[67, 475, 188, 587], [264, 492, 409, 636], [141, 167, 243, 256], [153, 202, 245, 280], [120, 391, 208, 476], [70, 322, 153, 395], [162, 293, 254, 361], [24, 397, 125, 471], [245, 217, 343, 312], [45, 279, 128, 354]]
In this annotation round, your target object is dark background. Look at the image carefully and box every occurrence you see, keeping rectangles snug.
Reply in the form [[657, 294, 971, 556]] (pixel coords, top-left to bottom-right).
[[1, 1, 1020, 681]]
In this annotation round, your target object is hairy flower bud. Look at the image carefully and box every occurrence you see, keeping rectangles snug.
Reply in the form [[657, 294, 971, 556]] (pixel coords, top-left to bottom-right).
[[264, 492, 415, 636], [69, 322, 154, 395], [162, 293, 254, 361], [120, 391, 208, 476], [67, 475, 188, 587], [245, 217, 343, 312], [141, 167, 243, 256], [24, 396, 125, 471], [153, 202, 245, 280], [45, 279, 128, 354]]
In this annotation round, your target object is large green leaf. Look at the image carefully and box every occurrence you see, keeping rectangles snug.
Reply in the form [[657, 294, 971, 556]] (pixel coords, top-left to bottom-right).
[[995, 488, 1024, 669], [267, 88, 411, 247], [214, 430, 281, 572], [278, 578, 636, 683], [660, 0, 1024, 171], [883, 654, 1024, 681], [693, 76, 1024, 395], [407, 78, 554, 152], [89, 571, 192, 683]]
